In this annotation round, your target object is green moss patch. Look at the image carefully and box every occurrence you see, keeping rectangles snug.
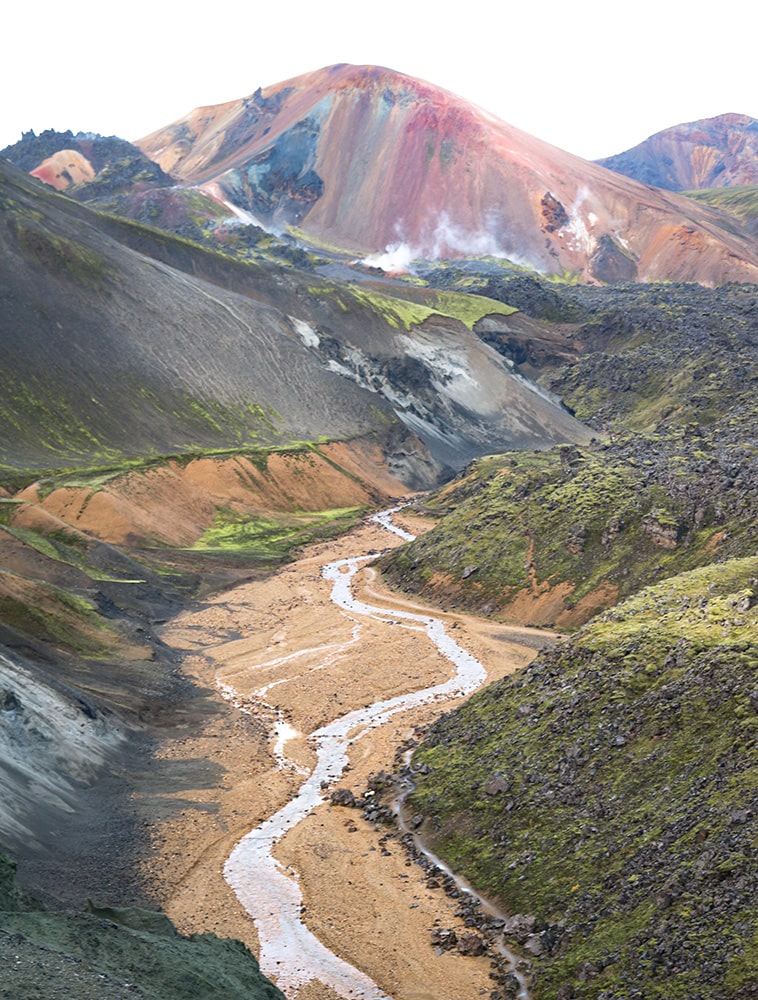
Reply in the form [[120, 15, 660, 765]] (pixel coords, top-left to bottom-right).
[[192, 505, 366, 563], [382, 434, 754, 625]]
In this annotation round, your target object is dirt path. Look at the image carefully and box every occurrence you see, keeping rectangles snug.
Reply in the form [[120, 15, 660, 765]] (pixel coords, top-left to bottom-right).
[[142, 509, 552, 999]]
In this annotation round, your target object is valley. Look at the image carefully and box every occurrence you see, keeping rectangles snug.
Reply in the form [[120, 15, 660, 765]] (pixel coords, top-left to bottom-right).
[[146, 505, 549, 1000], [1, 58, 757, 1000]]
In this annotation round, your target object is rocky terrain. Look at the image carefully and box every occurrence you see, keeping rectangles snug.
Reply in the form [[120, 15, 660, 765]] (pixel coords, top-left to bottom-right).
[[382, 278, 758, 625], [403, 557, 758, 999], [0, 851, 285, 1000]]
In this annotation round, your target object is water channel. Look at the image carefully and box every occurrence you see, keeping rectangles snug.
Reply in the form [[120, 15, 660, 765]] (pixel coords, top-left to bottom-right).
[[223, 507, 530, 999]]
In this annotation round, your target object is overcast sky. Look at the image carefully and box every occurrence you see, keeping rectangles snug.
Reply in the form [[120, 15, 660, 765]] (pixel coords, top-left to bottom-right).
[[3, 0, 756, 161]]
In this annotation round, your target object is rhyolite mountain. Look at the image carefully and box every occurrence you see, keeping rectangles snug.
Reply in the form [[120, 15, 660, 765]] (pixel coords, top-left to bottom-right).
[[597, 113, 758, 191], [132, 64, 758, 284]]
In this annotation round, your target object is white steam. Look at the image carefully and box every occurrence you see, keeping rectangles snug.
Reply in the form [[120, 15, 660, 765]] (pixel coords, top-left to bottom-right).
[[361, 211, 542, 273]]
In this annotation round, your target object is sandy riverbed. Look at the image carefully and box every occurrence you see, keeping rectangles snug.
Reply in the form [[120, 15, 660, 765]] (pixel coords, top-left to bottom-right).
[[141, 510, 551, 999]]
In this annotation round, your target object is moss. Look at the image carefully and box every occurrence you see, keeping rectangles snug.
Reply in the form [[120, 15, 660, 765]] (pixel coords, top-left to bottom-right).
[[11, 220, 112, 288], [370, 285, 518, 329], [407, 558, 757, 998], [0, 582, 118, 658], [192, 505, 366, 563]]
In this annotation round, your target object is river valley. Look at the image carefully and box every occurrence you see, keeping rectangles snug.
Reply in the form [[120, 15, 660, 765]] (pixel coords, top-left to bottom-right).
[[147, 506, 555, 1000]]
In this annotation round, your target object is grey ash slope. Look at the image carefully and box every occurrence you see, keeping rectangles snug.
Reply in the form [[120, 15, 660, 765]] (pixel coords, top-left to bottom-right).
[[0, 157, 589, 477], [0, 158, 396, 468]]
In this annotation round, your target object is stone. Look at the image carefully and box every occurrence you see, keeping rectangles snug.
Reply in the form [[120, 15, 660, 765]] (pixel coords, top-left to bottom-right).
[[457, 932, 486, 956], [330, 788, 357, 807], [430, 927, 457, 950], [485, 776, 511, 795], [502, 913, 536, 943], [524, 933, 545, 957]]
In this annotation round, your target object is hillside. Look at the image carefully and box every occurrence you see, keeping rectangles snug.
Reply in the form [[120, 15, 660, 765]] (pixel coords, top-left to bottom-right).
[[382, 279, 758, 625], [405, 557, 758, 999], [367, 266, 758, 998], [597, 113, 758, 191], [0, 851, 285, 1000], [0, 156, 590, 478], [684, 185, 758, 238]]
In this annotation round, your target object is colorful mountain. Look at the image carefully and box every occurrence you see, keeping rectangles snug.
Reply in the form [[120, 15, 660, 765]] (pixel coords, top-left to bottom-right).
[[135, 64, 758, 284], [597, 113, 758, 191]]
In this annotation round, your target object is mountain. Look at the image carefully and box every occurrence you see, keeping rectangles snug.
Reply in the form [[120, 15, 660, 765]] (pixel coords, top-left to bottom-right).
[[0, 156, 591, 479], [134, 64, 758, 284], [597, 113, 758, 191]]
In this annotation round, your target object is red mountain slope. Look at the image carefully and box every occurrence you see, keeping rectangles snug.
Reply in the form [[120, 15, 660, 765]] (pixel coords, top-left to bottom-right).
[[137, 64, 758, 284]]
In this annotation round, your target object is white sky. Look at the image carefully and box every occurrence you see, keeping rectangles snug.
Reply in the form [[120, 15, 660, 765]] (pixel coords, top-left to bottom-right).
[[2, 0, 756, 161]]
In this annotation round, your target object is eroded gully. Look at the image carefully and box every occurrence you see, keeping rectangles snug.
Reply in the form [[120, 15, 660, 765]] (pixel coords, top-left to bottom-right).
[[223, 506, 531, 999]]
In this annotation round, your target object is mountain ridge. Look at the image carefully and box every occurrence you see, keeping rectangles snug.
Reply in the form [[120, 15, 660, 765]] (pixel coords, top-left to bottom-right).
[[5, 69, 758, 286], [1, 155, 591, 480]]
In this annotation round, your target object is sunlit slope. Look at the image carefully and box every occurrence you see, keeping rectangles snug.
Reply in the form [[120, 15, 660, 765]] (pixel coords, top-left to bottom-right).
[[137, 64, 758, 283]]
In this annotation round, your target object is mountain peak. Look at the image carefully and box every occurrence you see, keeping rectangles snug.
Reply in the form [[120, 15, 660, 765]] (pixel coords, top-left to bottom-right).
[[134, 67, 758, 284], [597, 112, 758, 191]]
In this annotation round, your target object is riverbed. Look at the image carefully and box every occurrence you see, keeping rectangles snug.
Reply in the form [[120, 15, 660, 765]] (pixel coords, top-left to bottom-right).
[[151, 508, 549, 999]]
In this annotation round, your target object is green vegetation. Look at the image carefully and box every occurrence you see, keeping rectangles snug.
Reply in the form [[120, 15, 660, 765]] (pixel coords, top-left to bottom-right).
[[307, 283, 437, 330], [0, 579, 120, 658], [384, 281, 758, 627], [303, 279, 517, 332], [684, 185, 758, 233], [409, 558, 758, 998], [11, 219, 112, 288], [383, 434, 749, 623], [193, 505, 366, 562], [367, 284, 518, 329]]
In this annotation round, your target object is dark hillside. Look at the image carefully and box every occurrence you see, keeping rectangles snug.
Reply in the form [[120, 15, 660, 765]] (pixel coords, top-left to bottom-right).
[[0, 156, 589, 476], [0, 851, 285, 1000]]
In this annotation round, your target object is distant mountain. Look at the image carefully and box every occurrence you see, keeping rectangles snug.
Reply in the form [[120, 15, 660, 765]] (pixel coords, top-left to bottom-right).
[[134, 64, 758, 284], [1, 129, 173, 193], [597, 113, 758, 191]]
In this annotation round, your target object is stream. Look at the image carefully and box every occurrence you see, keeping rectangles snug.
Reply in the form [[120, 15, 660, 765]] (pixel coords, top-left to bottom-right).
[[223, 507, 530, 999]]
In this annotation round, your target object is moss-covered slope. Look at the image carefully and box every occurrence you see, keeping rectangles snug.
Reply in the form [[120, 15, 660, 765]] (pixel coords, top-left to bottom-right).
[[382, 278, 758, 626], [382, 430, 756, 628], [408, 558, 758, 999]]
